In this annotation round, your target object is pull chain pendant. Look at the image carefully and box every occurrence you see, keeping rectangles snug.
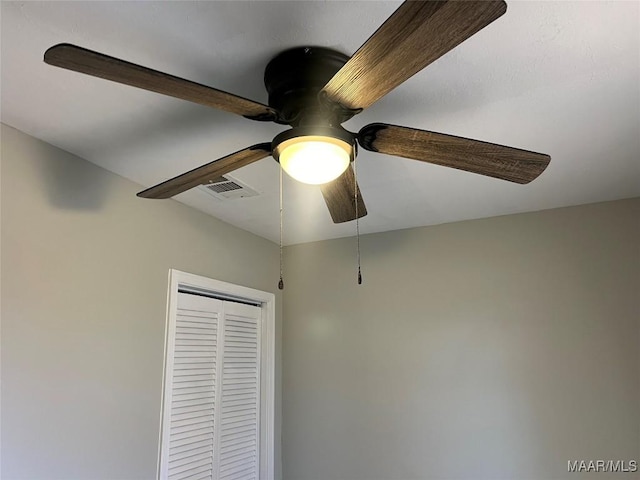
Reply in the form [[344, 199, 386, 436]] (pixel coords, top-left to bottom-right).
[[354, 156, 362, 285], [278, 165, 284, 290]]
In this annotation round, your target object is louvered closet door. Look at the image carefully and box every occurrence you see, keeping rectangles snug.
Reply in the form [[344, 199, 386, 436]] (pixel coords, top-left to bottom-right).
[[159, 294, 262, 480], [215, 302, 261, 480], [164, 294, 221, 480]]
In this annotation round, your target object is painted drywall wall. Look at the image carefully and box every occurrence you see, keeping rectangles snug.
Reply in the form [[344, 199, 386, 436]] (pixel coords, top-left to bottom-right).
[[283, 198, 639, 480], [0, 124, 282, 480]]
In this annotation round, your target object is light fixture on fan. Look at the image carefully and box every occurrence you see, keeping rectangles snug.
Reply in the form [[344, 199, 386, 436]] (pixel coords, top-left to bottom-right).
[[272, 127, 355, 185]]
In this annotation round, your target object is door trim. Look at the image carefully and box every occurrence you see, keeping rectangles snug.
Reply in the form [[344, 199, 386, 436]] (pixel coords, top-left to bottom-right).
[[158, 269, 275, 480]]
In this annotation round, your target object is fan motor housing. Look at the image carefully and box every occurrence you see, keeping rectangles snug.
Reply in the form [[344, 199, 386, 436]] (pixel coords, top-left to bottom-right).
[[264, 47, 353, 126]]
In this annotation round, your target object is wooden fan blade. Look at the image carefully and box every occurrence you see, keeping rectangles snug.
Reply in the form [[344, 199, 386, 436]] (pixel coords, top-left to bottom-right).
[[137, 143, 272, 199], [358, 123, 550, 184], [320, 165, 368, 223], [44, 44, 278, 121], [321, 1, 506, 111]]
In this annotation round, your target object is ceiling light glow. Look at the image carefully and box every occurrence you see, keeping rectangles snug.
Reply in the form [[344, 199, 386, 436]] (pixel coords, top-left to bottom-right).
[[273, 130, 354, 185]]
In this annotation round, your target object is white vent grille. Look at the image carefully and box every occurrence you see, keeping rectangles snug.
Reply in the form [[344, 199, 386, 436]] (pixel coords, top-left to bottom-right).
[[199, 176, 259, 201]]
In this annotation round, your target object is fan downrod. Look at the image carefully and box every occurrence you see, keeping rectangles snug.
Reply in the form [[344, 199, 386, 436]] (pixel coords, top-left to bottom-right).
[[264, 47, 357, 126]]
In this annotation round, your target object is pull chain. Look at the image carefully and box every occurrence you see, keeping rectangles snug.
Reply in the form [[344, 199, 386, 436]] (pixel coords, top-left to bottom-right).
[[278, 166, 284, 290], [354, 157, 362, 285]]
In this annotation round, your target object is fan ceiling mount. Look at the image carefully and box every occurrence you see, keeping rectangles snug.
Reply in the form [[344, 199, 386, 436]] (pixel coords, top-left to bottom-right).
[[44, 0, 550, 224]]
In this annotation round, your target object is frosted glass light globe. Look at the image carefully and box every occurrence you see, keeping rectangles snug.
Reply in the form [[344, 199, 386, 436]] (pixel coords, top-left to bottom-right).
[[276, 136, 352, 185]]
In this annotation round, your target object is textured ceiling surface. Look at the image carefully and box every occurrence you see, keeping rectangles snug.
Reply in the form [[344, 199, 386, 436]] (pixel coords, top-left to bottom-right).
[[2, 1, 639, 245]]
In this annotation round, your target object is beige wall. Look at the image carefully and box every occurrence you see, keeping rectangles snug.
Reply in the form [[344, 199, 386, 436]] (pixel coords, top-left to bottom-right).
[[283, 198, 639, 480], [0, 125, 282, 479]]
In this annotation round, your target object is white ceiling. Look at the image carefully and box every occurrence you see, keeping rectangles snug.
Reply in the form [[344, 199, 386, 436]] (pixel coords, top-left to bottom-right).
[[2, 1, 639, 245]]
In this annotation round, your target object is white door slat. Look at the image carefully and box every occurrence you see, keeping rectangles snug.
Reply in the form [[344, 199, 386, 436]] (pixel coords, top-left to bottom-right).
[[224, 327, 256, 336], [222, 388, 257, 398], [220, 453, 257, 472], [170, 405, 214, 418], [177, 314, 217, 320], [221, 396, 257, 408], [221, 369, 255, 376], [222, 354, 257, 361], [171, 420, 215, 436], [224, 347, 256, 353], [224, 343, 257, 350], [177, 327, 217, 336], [176, 318, 218, 327], [171, 399, 214, 412], [222, 410, 256, 422], [174, 363, 216, 370], [175, 338, 216, 346], [224, 331, 257, 339], [221, 412, 256, 425], [173, 391, 216, 403], [222, 383, 256, 392], [188, 473, 214, 480], [177, 316, 217, 324], [221, 419, 256, 433], [220, 397, 257, 410], [225, 336, 256, 342], [222, 375, 256, 383], [169, 444, 214, 463], [174, 365, 215, 372], [220, 443, 258, 461], [171, 408, 215, 423], [225, 317, 257, 324], [220, 425, 255, 439], [175, 318, 216, 327], [224, 348, 257, 354], [173, 351, 216, 357], [220, 437, 256, 454], [225, 316, 258, 325], [173, 373, 215, 382], [173, 385, 215, 396], [174, 364, 216, 372], [174, 351, 217, 358], [171, 414, 215, 430], [219, 463, 255, 479], [172, 397, 215, 410], [177, 333, 217, 341], [172, 426, 213, 441], [170, 467, 212, 480], [169, 459, 213, 478], [171, 405, 215, 417], [176, 314, 218, 324], [222, 377, 256, 385], [175, 344, 217, 351], [221, 472, 254, 480], [221, 404, 255, 417], [169, 438, 214, 457], [176, 326, 217, 333], [169, 451, 213, 471], [171, 432, 214, 449], [173, 373, 214, 381], [223, 359, 257, 366], [172, 380, 214, 389], [224, 328, 256, 336]]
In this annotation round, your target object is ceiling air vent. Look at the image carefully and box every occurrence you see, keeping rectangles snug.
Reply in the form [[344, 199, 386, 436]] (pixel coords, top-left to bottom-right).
[[198, 175, 259, 201]]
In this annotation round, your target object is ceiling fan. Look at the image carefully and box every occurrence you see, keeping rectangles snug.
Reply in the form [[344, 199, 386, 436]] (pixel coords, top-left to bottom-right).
[[44, 0, 550, 224]]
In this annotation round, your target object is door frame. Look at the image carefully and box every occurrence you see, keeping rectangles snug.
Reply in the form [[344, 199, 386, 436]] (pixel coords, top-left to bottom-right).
[[158, 269, 276, 480]]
